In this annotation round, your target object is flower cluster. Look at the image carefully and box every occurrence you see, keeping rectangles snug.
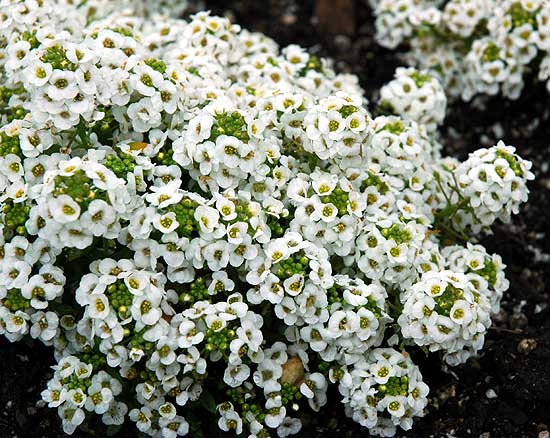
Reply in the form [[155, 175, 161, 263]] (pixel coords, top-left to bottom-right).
[[338, 348, 429, 437], [42, 355, 128, 434], [370, 0, 550, 100], [0, 1, 534, 438], [442, 243, 509, 314], [398, 270, 492, 366], [379, 67, 447, 132], [433, 142, 534, 234]]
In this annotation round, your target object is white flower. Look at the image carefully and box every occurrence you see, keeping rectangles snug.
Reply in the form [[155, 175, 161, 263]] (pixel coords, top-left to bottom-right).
[[80, 200, 116, 236], [87, 294, 110, 320], [153, 212, 179, 234], [208, 271, 235, 296], [130, 64, 164, 97], [49, 195, 81, 224], [129, 407, 153, 433], [30, 311, 59, 342], [127, 98, 162, 132], [41, 380, 67, 408], [48, 70, 79, 101], [131, 291, 162, 327], [1, 259, 32, 289], [218, 410, 243, 434], [159, 415, 189, 438], [277, 417, 302, 437], [25, 61, 53, 87], [194, 205, 220, 234], [178, 319, 205, 348], [84, 383, 113, 414], [187, 113, 214, 143], [382, 395, 407, 417], [59, 405, 85, 435], [283, 274, 304, 296], [370, 359, 395, 384], [102, 401, 128, 426], [224, 363, 251, 387], [265, 405, 286, 428], [5, 311, 29, 336]]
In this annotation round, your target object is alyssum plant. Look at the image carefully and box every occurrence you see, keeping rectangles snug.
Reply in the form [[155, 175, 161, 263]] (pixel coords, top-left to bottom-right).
[[0, 1, 534, 437], [370, 0, 550, 101]]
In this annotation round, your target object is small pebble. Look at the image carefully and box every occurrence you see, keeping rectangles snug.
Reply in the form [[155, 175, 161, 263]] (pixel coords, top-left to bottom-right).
[[517, 338, 538, 354], [280, 13, 297, 25], [485, 389, 498, 399], [333, 34, 351, 51]]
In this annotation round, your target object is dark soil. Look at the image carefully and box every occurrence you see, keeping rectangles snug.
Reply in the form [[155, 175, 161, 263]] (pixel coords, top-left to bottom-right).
[[1, 1, 549, 437]]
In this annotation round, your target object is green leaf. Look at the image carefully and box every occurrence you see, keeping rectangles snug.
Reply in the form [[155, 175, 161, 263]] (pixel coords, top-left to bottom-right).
[[199, 391, 217, 414], [106, 425, 123, 436], [50, 302, 77, 315], [187, 412, 206, 438]]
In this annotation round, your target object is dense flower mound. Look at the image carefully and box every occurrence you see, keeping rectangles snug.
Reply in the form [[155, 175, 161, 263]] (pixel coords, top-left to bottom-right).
[[0, 1, 535, 437], [370, 0, 550, 100], [379, 67, 447, 132]]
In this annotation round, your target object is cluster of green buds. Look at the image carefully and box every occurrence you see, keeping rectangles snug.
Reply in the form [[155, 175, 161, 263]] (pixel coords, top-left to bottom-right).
[[495, 148, 525, 177], [372, 375, 410, 405], [52, 171, 107, 209], [210, 112, 250, 143], [508, 2, 539, 29], [1, 289, 30, 312], [163, 197, 199, 238], [106, 280, 133, 320], [80, 348, 107, 370], [144, 57, 167, 74], [0, 131, 21, 157], [104, 150, 137, 179], [360, 171, 390, 195], [468, 260, 498, 288], [436, 282, 475, 318], [320, 187, 350, 216], [60, 368, 92, 392], [225, 386, 265, 420], [380, 119, 406, 135], [280, 381, 303, 407], [379, 223, 412, 245], [266, 215, 286, 238], [1, 86, 26, 122], [204, 326, 236, 354], [223, 199, 254, 225], [2, 106, 26, 123], [179, 276, 210, 304], [482, 41, 502, 63], [127, 330, 157, 358], [155, 146, 178, 166], [40, 44, 79, 71], [273, 251, 309, 281], [1, 201, 30, 237], [326, 285, 343, 305], [298, 55, 324, 77]]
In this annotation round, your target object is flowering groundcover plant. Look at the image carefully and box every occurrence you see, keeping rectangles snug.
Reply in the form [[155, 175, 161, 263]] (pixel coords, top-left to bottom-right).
[[0, 1, 535, 437], [370, 0, 550, 101]]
